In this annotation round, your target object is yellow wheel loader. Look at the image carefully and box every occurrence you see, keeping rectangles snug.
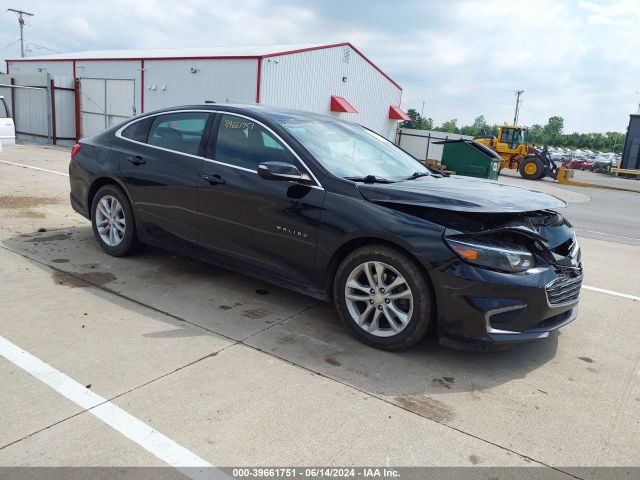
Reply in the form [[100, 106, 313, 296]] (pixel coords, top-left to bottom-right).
[[474, 125, 559, 180], [471, 125, 640, 193]]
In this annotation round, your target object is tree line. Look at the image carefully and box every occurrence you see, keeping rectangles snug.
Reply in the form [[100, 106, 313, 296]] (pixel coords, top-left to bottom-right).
[[399, 109, 626, 153]]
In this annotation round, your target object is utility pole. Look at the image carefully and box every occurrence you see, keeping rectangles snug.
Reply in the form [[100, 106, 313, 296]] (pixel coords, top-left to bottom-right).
[[513, 90, 524, 126], [7, 8, 34, 58]]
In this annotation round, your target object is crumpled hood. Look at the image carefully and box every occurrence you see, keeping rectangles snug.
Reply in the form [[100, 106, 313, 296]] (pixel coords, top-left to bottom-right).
[[357, 175, 566, 213]]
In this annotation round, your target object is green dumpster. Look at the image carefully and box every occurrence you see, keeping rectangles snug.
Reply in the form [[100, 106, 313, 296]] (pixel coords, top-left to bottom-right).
[[439, 139, 502, 180]]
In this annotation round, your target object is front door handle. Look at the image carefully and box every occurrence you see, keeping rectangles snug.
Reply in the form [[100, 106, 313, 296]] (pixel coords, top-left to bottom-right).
[[127, 155, 145, 166], [202, 174, 225, 185]]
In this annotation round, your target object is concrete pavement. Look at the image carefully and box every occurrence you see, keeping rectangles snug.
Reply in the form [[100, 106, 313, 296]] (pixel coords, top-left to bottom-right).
[[1, 145, 638, 476]]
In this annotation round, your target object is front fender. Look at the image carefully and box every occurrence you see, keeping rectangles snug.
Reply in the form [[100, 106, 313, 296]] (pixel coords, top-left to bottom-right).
[[311, 192, 451, 291]]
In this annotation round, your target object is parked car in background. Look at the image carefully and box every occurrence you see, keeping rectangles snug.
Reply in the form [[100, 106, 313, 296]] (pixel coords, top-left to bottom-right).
[[592, 160, 611, 173], [592, 153, 617, 173], [69, 104, 582, 350], [563, 158, 593, 171], [0, 96, 16, 149]]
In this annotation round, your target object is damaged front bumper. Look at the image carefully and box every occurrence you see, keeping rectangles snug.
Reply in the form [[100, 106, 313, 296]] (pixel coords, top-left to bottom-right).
[[430, 260, 582, 344]]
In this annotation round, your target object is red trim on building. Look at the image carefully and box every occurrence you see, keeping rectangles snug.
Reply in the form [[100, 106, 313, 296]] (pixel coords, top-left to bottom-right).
[[7, 55, 262, 63], [330, 96, 358, 113], [389, 105, 410, 121], [72, 60, 76, 79], [5, 42, 402, 92], [74, 78, 81, 141], [260, 42, 402, 91], [50, 78, 57, 145], [256, 58, 261, 103], [261, 42, 347, 59], [347, 44, 402, 91], [140, 59, 145, 113]]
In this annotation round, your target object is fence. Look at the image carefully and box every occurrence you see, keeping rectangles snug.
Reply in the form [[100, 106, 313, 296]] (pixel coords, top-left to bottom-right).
[[395, 128, 474, 163], [0, 73, 78, 146]]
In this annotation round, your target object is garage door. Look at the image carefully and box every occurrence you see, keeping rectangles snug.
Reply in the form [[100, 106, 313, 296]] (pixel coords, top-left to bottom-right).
[[80, 77, 135, 138]]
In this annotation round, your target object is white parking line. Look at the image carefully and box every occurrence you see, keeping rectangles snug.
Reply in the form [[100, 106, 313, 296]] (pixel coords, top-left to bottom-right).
[[0, 159, 69, 177], [576, 229, 640, 242], [583, 285, 639, 302], [0, 335, 227, 479]]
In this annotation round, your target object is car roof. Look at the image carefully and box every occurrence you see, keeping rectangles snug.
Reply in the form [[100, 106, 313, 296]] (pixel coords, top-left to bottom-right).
[[141, 103, 336, 123]]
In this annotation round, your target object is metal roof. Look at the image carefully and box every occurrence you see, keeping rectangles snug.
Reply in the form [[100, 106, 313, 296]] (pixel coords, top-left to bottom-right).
[[5, 42, 402, 91], [6, 43, 336, 61]]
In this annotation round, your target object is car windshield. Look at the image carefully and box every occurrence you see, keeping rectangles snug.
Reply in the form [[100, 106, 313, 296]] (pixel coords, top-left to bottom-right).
[[277, 118, 429, 181]]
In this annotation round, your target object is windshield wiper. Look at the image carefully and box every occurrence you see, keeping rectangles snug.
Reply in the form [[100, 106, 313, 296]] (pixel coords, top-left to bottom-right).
[[345, 175, 395, 184], [403, 171, 430, 181]]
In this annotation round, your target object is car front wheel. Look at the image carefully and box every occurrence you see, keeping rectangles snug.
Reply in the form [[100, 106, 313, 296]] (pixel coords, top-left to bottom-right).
[[333, 245, 432, 351], [91, 184, 142, 256]]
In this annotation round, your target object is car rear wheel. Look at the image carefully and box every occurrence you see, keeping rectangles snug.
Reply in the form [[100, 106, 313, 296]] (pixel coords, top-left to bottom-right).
[[333, 245, 432, 351], [91, 185, 142, 256]]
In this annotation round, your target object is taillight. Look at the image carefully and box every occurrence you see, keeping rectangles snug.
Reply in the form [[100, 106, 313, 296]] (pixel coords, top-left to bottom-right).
[[71, 144, 81, 159]]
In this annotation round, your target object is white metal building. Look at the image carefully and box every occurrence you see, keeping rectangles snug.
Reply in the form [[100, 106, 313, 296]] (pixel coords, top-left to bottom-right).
[[5, 43, 408, 140], [396, 128, 474, 162]]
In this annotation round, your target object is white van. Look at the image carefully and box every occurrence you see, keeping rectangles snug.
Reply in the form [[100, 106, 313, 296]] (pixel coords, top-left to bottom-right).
[[0, 96, 16, 149]]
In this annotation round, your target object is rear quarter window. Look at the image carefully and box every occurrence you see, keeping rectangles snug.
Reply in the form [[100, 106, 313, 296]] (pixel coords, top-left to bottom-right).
[[120, 119, 150, 142]]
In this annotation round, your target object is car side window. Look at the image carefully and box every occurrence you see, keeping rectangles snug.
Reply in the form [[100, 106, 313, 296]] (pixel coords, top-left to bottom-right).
[[147, 112, 209, 156], [121, 118, 150, 143], [215, 114, 296, 170]]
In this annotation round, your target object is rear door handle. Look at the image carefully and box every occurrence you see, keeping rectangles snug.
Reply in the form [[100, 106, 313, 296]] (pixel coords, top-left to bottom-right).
[[202, 174, 225, 185], [127, 155, 145, 166]]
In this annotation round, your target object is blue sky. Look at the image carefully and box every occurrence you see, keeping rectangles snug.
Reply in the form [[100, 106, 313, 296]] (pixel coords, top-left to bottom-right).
[[1, 0, 637, 132]]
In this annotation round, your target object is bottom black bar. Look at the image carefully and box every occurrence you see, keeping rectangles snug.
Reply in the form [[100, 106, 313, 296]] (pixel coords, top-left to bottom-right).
[[0, 467, 638, 480]]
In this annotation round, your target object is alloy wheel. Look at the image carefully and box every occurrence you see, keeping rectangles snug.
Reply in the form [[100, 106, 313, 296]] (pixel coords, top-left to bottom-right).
[[344, 261, 414, 337], [95, 195, 126, 247]]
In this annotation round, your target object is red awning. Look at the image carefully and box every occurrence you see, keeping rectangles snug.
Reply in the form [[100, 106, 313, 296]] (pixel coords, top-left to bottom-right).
[[389, 105, 410, 121], [330, 95, 358, 113]]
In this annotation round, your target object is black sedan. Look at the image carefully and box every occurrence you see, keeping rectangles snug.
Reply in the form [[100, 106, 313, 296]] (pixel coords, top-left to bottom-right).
[[69, 105, 582, 350]]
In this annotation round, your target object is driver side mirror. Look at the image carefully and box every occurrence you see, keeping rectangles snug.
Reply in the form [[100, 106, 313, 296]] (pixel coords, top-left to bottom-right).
[[257, 161, 312, 184]]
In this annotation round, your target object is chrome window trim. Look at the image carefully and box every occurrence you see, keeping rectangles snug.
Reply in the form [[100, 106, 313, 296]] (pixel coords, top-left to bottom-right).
[[115, 109, 216, 162], [114, 109, 324, 190]]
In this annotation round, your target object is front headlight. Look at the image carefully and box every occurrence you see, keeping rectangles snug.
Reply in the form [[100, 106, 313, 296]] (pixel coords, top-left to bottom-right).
[[445, 236, 535, 273]]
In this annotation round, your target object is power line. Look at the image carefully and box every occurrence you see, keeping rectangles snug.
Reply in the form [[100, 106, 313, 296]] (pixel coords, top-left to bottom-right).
[[7, 8, 34, 58], [394, 73, 516, 93], [0, 27, 20, 52], [26, 42, 60, 54]]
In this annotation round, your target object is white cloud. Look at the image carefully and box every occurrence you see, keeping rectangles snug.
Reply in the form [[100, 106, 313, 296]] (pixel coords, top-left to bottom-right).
[[0, 0, 635, 132]]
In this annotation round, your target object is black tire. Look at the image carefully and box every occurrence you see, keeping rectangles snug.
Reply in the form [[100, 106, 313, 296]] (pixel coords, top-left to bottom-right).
[[519, 156, 545, 180], [333, 245, 433, 351], [91, 184, 142, 257]]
